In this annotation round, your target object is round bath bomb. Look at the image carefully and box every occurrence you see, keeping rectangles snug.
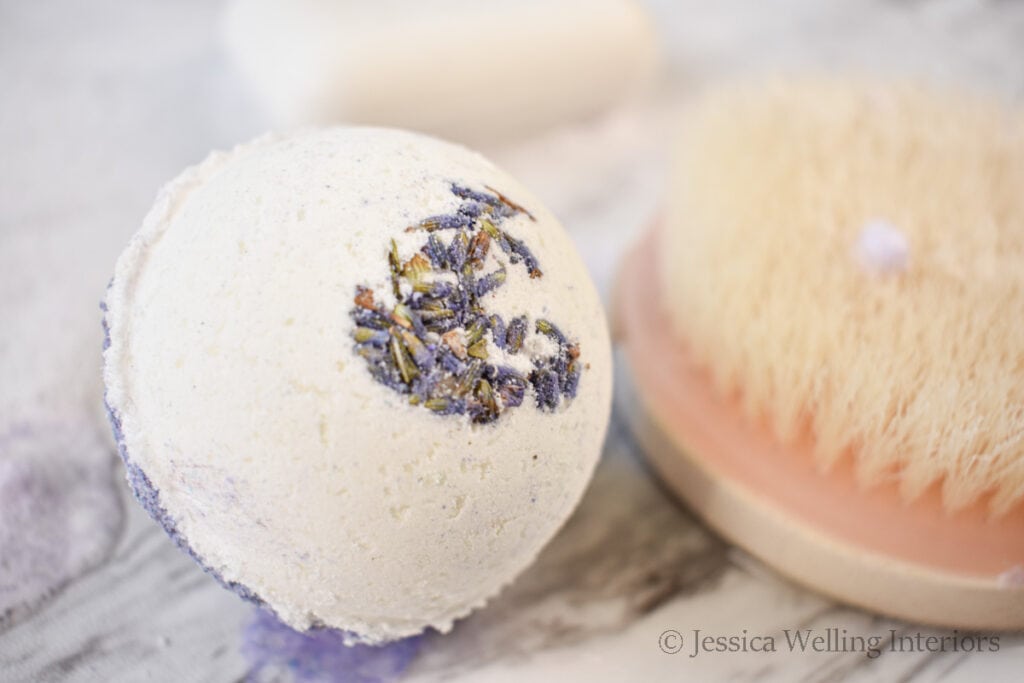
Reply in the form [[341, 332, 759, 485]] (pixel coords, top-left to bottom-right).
[[102, 128, 611, 643]]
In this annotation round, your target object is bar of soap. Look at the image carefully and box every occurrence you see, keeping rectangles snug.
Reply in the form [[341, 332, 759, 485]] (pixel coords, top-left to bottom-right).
[[223, 0, 659, 139], [102, 127, 612, 643]]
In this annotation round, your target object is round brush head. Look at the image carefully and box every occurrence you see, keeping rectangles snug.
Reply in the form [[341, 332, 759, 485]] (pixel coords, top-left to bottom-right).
[[617, 79, 1024, 628]]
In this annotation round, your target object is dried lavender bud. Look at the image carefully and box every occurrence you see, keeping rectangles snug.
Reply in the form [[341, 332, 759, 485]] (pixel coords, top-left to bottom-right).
[[489, 314, 507, 350], [349, 183, 582, 424], [531, 369, 561, 411], [457, 201, 485, 219], [467, 231, 490, 268], [448, 230, 469, 270], [563, 360, 581, 397], [535, 319, 567, 345], [466, 339, 488, 360], [455, 360, 485, 398], [498, 381, 526, 408], [399, 329, 433, 369], [492, 365, 525, 384], [469, 378, 500, 424], [423, 233, 449, 268], [484, 184, 536, 221], [389, 332, 419, 384], [475, 267, 506, 297], [505, 316, 528, 353], [389, 304, 413, 329], [402, 253, 433, 293], [464, 318, 487, 346], [352, 307, 390, 330], [451, 183, 501, 206], [356, 345, 386, 363], [506, 234, 542, 278], [412, 212, 474, 232], [425, 397, 467, 415], [437, 347, 464, 374], [353, 327, 389, 346], [391, 303, 426, 337], [427, 281, 454, 298], [479, 219, 512, 256], [354, 286, 376, 310], [388, 239, 402, 296], [441, 329, 467, 360]]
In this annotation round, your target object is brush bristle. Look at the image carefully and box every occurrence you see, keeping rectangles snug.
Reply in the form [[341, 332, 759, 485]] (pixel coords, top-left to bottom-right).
[[660, 79, 1024, 516]]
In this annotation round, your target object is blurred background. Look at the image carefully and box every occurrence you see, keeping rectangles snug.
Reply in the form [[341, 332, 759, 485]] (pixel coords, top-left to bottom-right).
[[2, 1, 1024, 682]]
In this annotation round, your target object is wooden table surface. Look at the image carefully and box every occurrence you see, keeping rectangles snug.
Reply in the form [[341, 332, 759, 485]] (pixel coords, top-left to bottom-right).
[[2, 1, 1023, 681]]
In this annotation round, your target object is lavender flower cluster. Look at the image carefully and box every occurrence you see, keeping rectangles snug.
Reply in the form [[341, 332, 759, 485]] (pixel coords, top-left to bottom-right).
[[349, 184, 581, 424]]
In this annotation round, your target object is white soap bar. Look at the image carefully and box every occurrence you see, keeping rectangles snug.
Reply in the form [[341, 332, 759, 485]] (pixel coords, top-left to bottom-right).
[[223, 0, 659, 139]]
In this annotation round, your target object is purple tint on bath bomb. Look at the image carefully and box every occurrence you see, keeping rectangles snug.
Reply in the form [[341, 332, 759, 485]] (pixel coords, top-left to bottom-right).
[[242, 609, 423, 683], [0, 421, 121, 626]]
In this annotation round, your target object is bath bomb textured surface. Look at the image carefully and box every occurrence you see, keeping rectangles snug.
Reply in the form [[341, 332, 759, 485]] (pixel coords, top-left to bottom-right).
[[103, 127, 611, 643], [660, 81, 1024, 516]]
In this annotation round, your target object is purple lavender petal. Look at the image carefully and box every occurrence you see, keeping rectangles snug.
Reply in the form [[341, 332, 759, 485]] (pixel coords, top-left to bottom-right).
[[402, 307, 427, 338], [446, 231, 468, 270], [474, 268, 506, 297], [492, 365, 525, 384], [563, 362, 581, 398], [499, 383, 526, 408], [456, 201, 485, 218], [535, 319, 567, 345], [422, 234, 449, 268], [425, 396, 467, 416], [242, 609, 422, 683], [421, 213, 472, 230], [352, 308, 390, 330], [488, 314, 507, 350], [355, 329, 390, 347], [505, 316, 527, 354], [437, 349, 464, 375], [506, 234, 542, 277], [427, 281, 453, 298], [409, 344, 435, 371], [530, 369, 561, 411], [450, 183, 499, 206]]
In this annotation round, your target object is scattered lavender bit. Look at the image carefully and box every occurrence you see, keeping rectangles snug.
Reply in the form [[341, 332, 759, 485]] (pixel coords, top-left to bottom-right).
[[349, 184, 580, 424], [505, 316, 528, 353], [242, 609, 422, 683], [854, 218, 910, 275], [489, 314, 507, 350]]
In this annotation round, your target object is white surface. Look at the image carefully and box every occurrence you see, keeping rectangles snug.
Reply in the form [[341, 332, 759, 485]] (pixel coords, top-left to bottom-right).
[[2, 0, 1024, 681]]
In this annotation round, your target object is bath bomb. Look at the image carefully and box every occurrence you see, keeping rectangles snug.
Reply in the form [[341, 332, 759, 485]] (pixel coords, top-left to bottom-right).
[[222, 0, 659, 140], [103, 127, 611, 643]]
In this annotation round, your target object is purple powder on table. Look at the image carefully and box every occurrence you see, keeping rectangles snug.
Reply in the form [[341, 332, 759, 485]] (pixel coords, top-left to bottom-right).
[[0, 420, 122, 626], [242, 609, 422, 683]]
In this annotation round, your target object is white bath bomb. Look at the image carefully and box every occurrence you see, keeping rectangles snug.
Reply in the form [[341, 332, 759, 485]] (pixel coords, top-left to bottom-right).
[[103, 127, 611, 643]]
